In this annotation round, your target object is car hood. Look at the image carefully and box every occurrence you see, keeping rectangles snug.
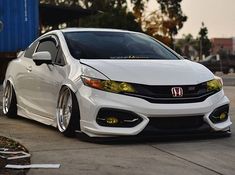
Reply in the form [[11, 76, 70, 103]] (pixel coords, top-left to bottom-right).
[[80, 59, 214, 85]]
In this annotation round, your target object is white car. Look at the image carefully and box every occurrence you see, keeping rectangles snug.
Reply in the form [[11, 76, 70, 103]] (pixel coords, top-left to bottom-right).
[[2, 28, 232, 137]]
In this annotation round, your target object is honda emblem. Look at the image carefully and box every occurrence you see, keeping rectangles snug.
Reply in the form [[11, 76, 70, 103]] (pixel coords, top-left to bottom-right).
[[171, 87, 183, 97]]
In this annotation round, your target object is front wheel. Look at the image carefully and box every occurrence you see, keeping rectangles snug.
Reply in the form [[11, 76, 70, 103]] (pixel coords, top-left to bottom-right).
[[2, 82, 17, 117], [56, 87, 80, 137]]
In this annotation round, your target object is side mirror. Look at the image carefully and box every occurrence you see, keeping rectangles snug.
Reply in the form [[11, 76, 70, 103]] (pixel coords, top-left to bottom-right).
[[32, 51, 52, 65]]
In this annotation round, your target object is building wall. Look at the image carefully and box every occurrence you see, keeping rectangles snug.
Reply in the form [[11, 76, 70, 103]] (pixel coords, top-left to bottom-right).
[[211, 38, 233, 55], [0, 0, 39, 53]]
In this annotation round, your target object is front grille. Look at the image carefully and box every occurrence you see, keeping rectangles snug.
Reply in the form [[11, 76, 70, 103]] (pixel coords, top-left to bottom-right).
[[148, 116, 204, 130], [124, 82, 218, 103]]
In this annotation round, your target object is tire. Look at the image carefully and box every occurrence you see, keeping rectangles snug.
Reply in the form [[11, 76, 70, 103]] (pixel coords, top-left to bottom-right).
[[56, 87, 80, 137], [2, 82, 17, 117]]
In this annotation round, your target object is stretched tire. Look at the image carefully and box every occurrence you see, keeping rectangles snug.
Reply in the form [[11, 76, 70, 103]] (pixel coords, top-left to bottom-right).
[[2, 82, 17, 117], [57, 87, 80, 137]]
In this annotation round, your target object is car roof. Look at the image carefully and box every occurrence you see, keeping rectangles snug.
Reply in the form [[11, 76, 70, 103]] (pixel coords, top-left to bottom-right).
[[60, 28, 137, 34]]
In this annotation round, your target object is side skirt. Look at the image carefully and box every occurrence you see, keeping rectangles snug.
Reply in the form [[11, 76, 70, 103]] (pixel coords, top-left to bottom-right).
[[17, 104, 57, 127]]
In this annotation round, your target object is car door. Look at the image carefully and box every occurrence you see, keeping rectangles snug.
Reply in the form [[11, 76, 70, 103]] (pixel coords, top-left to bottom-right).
[[33, 36, 67, 119], [15, 40, 41, 113]]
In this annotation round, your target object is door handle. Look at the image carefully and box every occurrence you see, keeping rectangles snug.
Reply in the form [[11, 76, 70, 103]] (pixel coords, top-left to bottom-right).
[[26, 66, 32, 72]]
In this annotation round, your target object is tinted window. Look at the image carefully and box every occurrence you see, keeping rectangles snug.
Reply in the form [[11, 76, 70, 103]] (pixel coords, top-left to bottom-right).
[[24, 41, 38, 58], [63, 31, 179, 60], [36, 39, 58, 62]]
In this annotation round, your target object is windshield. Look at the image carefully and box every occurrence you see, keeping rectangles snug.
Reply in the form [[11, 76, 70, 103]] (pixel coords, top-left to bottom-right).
[[63, 31, 179, 60]]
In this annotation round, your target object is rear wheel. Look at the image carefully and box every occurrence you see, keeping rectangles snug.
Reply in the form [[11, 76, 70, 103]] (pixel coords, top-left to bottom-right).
[[2, 82, 17, 117], [57, 87, 80, 137]]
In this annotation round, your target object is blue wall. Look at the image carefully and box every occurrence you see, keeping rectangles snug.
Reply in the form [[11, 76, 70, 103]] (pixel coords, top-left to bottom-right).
[[0, 0, 39, 52]]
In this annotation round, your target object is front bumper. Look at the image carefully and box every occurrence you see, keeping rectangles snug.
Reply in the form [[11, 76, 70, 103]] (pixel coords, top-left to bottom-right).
[[77, 86, 232, 137]]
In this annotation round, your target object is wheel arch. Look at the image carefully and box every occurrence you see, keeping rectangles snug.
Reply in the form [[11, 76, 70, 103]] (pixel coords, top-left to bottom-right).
[[4, 77, 18, 104], [4, 76, 16, 90], [57, 84, 77, 107]]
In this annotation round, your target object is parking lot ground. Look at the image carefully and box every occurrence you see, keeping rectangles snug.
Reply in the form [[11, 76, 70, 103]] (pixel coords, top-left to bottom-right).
[[0, 86, 234, 175]]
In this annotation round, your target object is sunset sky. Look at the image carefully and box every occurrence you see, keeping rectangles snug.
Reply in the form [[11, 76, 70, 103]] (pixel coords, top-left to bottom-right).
[[148, 0, 235, 38]]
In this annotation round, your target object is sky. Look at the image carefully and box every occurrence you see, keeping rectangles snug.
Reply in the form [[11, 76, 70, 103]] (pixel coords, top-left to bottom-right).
[[147, 0, 235, 38]]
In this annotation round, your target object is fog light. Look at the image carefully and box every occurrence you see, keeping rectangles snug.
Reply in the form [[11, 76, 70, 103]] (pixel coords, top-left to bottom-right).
[[96, 108, 143, 127], [106, 116, 119, 124], [220, 113, 227, 120], [209, 104, 229, 123]]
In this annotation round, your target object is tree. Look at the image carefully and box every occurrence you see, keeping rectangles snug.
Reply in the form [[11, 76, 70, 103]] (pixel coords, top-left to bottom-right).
[[197, 22, 211, 58], [39, 0, 142, 32], [144, 0, 187, 48], [131, 0, 148, 26], [40, 0, 187, 47], [79, 0, 142, 32], [143, 10, 171, 45]]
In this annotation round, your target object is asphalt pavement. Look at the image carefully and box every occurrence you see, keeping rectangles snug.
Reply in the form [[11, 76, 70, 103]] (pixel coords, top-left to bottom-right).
[[0, 86, 235, 175]]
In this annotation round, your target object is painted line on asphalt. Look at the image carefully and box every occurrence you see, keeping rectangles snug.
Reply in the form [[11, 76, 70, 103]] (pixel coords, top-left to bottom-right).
[[149, 145, 224, 175]]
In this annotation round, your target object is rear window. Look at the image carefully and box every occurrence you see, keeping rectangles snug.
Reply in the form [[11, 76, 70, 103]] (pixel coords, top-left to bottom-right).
[[63, 31, 179, 60]]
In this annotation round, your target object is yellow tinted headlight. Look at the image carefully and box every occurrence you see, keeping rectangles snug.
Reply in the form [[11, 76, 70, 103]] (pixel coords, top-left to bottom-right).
[[81, 76, 136, 93], [119, 82, 136, 93], [207, 78, 223, 91], [103, 80, 121, 93]]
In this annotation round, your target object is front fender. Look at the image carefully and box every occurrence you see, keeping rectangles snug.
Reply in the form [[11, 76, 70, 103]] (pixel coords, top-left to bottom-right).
[[4, 76, 15, 90], [61, 79, 79, 93]]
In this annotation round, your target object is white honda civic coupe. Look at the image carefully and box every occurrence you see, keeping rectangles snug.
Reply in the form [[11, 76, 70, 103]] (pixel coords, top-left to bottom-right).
[[3, 28, 232, 137]]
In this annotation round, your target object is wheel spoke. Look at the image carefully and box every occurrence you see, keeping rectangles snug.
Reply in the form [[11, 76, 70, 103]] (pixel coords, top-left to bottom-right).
[[57, 89, 72, 131]]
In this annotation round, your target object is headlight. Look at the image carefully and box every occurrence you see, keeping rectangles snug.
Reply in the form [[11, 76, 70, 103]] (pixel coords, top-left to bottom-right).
[[207, 78, 223, 92], [81, 76, 136, 93]]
